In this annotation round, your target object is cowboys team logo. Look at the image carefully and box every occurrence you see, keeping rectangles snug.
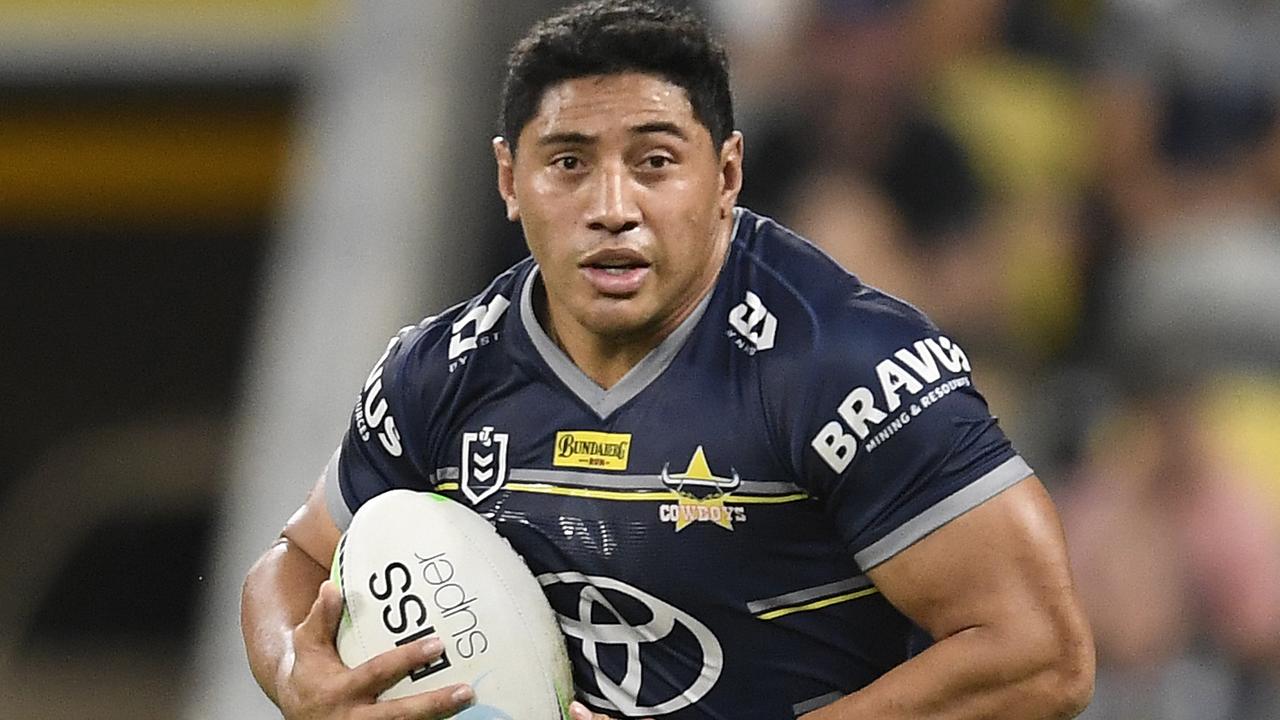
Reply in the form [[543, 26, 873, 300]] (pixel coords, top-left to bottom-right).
[[659, 446, 746, 531], [461, 426, 508, 505], [537, 571, 723, 716]]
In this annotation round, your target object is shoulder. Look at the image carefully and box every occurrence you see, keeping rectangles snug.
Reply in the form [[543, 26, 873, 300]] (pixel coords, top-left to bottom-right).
[[728, 208, 947, 372], [729, 209, 981, 473], [363, 259, 531, 408], [347, 259, 531, 471], [396, 260, 528, 364]]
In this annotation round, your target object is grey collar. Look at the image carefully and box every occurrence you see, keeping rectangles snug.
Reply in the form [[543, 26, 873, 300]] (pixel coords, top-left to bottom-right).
[[519, 212, 740, 419]]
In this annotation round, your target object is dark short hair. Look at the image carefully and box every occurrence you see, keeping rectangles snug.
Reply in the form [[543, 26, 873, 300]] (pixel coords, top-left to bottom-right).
[[499, 0, 734, 152]]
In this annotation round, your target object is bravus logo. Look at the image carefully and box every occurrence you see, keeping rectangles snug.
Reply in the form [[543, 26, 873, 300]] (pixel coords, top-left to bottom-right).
[[811, 335, 972, 472]]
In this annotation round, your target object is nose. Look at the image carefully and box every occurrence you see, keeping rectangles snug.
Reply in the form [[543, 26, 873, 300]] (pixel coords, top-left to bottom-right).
[[585, 161, 641, 234]]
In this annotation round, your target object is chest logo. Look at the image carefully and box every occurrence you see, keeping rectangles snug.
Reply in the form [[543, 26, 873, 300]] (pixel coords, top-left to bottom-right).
[[659, 446, 746, 531], [553, 431, 631, 470], [537, 571, 722, 716], [461, 426, 508, 505], [728, 290, 777, 354]]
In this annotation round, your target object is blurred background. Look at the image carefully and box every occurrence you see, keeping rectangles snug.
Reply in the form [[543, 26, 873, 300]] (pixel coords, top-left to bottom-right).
[[1, 0, 1277, 718]]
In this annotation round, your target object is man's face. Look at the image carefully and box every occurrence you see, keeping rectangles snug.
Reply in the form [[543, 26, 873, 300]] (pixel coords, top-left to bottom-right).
[[495, 72, 742, 344]]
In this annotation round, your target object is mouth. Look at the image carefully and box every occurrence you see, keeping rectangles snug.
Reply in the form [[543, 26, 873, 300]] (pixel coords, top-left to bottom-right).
[[580, 247, 650, 271], [578, 248, 651, 296]]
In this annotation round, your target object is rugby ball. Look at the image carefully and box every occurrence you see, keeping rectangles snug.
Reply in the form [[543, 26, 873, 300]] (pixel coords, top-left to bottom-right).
[[331, 489, 573, 718]]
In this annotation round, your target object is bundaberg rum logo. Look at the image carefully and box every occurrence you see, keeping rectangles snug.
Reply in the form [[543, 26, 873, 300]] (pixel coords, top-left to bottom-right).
[[554, 431, 631, 470]]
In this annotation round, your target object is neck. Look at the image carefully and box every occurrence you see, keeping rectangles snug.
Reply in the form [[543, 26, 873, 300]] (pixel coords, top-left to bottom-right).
[[538, 214, 733, 390], [536, 280, 700, 391], [544, 316, 657, 390]]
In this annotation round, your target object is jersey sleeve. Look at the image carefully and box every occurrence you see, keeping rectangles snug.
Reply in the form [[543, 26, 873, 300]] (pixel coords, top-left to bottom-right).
[[324, 324, 437, 530], [789, 298, 1032, 571]]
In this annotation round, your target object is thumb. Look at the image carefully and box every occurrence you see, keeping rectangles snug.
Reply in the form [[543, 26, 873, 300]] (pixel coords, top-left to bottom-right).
[[297, 579, 345, 648], [570, 701, 630, 720]]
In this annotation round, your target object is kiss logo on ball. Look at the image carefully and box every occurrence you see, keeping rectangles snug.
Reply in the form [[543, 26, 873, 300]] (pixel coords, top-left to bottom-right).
[[368, 550, 489, 681]]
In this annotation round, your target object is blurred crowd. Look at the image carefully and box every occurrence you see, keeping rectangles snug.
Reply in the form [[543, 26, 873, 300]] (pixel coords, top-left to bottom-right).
[[4, 1, 1278, 718], [709, 0, 1280, 717]]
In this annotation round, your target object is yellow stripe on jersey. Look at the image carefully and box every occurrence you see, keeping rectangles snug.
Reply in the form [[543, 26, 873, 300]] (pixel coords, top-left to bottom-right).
[[756, 587, 881, 621], [433, 481, 809, 505]]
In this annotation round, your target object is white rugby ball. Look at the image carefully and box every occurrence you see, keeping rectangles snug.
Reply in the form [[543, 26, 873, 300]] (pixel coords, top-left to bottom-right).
[[332, 489, 573, 718]]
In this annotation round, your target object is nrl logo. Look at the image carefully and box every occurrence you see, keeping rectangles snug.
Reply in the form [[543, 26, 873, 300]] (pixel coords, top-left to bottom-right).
[[659, 446, 745, 532], [461, 426, 508, 505]]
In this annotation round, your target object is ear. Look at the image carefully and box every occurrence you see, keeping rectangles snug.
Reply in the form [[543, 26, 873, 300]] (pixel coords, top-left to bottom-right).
[[493, 136, 520, 221], [717, 131, 744, 218]]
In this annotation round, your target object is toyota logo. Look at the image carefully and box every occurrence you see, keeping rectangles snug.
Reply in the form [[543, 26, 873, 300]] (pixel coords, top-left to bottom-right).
[[537, 571, 723, 716]]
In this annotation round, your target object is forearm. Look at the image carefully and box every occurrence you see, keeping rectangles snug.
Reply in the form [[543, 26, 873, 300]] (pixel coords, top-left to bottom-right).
[[241, 537, 330, 705], [801, 623, 1093, 720]]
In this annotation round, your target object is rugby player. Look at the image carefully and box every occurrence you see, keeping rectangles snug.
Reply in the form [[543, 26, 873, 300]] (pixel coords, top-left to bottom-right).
[[241, 2, 1095, 718]]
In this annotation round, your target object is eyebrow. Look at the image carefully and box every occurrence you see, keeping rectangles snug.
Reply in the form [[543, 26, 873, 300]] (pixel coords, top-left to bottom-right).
[[535, 122, 690, 147], [630, 121, 688, 141], [537, 131, 594, 147]]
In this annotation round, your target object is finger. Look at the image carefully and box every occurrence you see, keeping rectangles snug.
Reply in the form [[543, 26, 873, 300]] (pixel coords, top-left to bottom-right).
[[295, 580, 344, 650], [569, 701, 607, 720], [345, 636, 447, 697], [362, 683, 474, 720]]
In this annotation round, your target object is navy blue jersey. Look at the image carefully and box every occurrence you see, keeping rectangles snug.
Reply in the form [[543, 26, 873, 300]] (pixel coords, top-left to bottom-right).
[[325, 208, 1031, 718]]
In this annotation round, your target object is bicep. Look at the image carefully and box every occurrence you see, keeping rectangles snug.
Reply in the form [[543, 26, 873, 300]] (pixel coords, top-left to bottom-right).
[[281, 472, 343, 571], [866, 476, 1089, 650]]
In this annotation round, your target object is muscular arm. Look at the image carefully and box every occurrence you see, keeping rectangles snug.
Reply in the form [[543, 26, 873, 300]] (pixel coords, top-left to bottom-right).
[[241, 476, 341, 703], [802, 476, 1095, 720], [241, 475, 474, 718]]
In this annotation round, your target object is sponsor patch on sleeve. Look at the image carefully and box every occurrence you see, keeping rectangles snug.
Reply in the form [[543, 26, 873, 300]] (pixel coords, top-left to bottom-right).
[[811, 335, 973, 473]]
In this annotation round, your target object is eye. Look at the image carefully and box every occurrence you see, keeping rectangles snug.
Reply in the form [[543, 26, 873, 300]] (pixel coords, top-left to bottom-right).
[[644, 155, 673, 170], [552, 156, 581, 171]]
